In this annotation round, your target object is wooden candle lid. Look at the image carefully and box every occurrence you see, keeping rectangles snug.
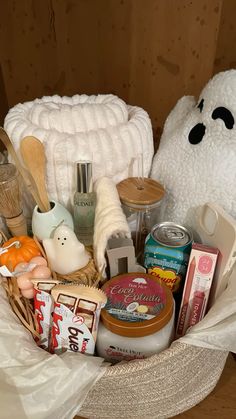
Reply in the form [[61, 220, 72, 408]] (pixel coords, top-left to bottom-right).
[[117, 177, 165, 206]]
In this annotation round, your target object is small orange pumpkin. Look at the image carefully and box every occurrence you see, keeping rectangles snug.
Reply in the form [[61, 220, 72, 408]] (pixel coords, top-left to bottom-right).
[[0, 235, 41, 271]]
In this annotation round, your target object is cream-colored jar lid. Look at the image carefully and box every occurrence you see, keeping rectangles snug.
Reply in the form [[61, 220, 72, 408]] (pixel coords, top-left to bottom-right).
[[101, 273, 174, 337]]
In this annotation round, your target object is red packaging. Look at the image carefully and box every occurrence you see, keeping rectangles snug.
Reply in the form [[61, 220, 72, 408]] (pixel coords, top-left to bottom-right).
[[33, 279, 61, 350], [176, 243, 219, 338]]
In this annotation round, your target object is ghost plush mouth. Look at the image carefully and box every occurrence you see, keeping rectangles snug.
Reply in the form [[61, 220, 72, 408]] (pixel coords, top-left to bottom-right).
[[43, 225, 90, 275]]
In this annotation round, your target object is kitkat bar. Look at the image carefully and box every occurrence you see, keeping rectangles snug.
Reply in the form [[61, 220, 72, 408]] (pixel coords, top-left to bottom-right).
[[176, 243, 219, 338]]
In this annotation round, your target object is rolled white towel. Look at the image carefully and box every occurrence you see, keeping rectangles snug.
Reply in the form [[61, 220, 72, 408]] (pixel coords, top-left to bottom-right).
[[93, 177, 131, 272], [4, 94, 154, 217]]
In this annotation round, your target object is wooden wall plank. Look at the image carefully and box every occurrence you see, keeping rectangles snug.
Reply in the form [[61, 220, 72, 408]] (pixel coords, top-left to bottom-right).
[[214, 0, 236, 73], [0, 0, 58, 103], [0, 0, 225, 147], [128, 0, 222, 142], [0, 64, 8, 125]]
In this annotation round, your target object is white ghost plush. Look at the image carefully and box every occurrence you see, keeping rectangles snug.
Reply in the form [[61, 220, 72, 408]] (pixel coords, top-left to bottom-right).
[[43, 225, 90, 275], [151, 69, 236, 232]]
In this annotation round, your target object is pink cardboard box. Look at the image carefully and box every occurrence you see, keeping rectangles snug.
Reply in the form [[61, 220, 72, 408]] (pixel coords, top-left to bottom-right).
[[176, 243, 219, 338]]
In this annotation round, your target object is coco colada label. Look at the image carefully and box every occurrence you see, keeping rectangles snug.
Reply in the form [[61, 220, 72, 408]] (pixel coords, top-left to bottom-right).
[[104, 274, 166, 322]]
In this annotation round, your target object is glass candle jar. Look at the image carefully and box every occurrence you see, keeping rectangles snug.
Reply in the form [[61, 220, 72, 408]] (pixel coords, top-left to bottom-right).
[[117, 177, 165, 262], [96, 273, 175, 364]]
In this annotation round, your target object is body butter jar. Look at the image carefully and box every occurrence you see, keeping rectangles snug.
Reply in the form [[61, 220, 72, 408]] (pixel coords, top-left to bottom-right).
[[96, 273, 175, 364]]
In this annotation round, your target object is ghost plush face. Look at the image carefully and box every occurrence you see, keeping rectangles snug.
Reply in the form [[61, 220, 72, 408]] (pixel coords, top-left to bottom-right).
[[151, 70, 236, 231], [43, 225, 90, 275]]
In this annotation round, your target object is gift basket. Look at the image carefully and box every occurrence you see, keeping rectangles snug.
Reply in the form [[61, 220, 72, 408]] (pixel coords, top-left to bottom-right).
[[1, 74, 236, 419]]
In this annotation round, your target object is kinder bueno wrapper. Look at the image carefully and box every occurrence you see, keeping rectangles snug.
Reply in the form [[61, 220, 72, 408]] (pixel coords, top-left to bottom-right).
[[51, 285, 107, 355], [33, 279, 61, 350]]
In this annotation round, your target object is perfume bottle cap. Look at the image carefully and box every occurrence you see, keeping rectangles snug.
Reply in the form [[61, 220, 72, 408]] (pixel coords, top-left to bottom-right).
[[76, 161, 93, 193]]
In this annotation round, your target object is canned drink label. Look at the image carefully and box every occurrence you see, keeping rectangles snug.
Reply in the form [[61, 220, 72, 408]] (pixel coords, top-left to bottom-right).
[[144, 244, 189, 262], [144, 229, 192, 294], [147, 266, 181, 293]]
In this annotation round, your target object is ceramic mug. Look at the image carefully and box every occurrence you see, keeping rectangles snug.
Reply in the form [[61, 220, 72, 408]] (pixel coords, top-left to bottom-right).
[[32, 200, 74, 241]]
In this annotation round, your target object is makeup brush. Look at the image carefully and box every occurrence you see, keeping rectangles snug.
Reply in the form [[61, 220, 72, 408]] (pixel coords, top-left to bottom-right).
[[0, 163, 28, 236]]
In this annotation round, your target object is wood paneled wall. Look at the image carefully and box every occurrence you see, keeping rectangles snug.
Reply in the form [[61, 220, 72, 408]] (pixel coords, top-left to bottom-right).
[[0, 0, 235, 148]]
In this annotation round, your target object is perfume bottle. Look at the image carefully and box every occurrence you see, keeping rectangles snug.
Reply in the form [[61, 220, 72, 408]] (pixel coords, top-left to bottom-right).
[[73, 161, 96, 246]]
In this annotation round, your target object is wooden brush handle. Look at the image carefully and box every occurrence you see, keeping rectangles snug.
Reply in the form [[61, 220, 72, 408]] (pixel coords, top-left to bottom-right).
[[20, 136, 51, 212], [0, 127, 47, 212], [6, 212, 28, 236]]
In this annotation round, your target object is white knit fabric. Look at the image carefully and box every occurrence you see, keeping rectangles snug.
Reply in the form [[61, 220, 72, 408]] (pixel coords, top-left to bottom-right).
[[151, 70, 236, 231], [93, 177, 131, 272], [4, 94, 154, 215]]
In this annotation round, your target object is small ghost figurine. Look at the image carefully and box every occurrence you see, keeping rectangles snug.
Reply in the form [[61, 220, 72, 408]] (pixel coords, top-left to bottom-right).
[[43, 225, 90, 275]]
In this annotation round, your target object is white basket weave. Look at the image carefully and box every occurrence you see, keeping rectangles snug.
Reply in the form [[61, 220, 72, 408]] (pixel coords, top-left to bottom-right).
[[79, 342, 227, 418]]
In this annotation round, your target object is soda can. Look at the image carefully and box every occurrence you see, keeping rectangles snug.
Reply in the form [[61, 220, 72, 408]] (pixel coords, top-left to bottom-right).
[[144, 222, 193, 300]]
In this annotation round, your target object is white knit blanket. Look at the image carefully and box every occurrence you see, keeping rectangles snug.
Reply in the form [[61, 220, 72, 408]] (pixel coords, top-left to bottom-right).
[[4, 94, 154, 214]]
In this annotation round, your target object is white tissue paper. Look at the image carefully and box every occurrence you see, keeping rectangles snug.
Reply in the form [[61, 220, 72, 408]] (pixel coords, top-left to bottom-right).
[[180, 264, 236, 352], [0, 281, 107, 419]]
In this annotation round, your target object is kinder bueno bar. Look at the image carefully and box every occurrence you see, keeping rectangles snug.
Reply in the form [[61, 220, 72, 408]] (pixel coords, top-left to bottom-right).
[[51, 285, 107, 355], [176, 243, 219, 338], [33, 279, 61, 350]]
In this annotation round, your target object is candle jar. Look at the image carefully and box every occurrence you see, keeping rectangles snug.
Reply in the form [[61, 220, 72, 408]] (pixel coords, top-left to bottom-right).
[[117, 177, 165, 262]]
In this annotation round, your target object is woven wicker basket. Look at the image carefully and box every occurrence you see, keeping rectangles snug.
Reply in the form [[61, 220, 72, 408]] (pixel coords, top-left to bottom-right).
[[79, 343, 228, 418], [1, 233, 228, 418], [2, 233, 101, 339]]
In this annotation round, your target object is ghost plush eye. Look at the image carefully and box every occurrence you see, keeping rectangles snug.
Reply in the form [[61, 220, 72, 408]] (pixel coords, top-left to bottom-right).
[[188, 123, 206, 144], [197, 98, 204, 112], [212, 107, 234, 129]]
